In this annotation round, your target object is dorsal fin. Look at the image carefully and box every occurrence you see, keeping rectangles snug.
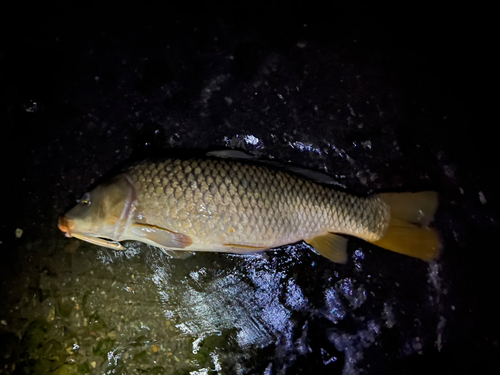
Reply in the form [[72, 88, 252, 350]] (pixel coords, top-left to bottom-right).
[[206, 150, 255, 160], [206, 149, 346, 188]]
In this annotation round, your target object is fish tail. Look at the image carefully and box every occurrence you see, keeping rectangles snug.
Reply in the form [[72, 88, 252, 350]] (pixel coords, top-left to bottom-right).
[[369, 191, 440, 261]]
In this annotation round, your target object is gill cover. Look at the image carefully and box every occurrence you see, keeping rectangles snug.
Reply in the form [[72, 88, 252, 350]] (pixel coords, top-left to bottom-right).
[[59, 174, 135, 245]]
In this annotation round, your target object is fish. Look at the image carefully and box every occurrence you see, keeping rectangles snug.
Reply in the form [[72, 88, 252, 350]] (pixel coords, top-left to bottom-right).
[[58, 151, 440, 263]]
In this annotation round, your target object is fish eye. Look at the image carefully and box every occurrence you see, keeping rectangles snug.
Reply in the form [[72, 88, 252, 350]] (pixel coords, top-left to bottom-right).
[[79, 192, 91, 206]]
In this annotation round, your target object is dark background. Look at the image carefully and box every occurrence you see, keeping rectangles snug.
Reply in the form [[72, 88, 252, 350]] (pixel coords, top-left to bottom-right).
[[1, 1, 498, 374]]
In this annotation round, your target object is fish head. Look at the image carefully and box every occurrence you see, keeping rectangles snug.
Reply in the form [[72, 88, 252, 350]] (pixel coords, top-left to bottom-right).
[[58, 174, 136, 246]]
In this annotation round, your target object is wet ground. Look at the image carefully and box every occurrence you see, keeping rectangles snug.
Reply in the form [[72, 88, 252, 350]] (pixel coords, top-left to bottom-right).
[[1, 2, 498, 374]]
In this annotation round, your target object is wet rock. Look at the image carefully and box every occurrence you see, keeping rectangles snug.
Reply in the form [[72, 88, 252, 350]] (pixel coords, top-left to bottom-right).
[[132, 350, 149, 365], [87, 313, 106, 330], [92, 337, 115, 358], [143, 366, 166, 375], [49, 363, 78, 375], [57, 297, 74, 318], [22, 320, 49, 348], [81, 291, 94, 317], [47, 306, 56, 322], [64, 240, 80, 254]]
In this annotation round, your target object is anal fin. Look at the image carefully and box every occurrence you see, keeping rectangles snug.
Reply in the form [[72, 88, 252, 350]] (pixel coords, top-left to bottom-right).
[[305, 233, 348, 263]]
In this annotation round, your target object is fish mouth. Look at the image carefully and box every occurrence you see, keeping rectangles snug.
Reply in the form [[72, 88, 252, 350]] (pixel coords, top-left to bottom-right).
[[58, 216, 125, 250], [58, 216, 74, 238]]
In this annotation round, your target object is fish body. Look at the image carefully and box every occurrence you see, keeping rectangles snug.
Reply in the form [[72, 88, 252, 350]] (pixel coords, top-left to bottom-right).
[[59, 153, 439, 262]]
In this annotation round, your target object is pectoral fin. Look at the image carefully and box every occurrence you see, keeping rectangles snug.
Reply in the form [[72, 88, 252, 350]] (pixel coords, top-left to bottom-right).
[[306, 233, 348, 263], [132, 223, 192, 248]]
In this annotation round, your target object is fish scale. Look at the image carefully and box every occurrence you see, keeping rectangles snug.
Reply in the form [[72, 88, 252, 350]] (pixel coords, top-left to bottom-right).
[[126, 158, 390, 250]]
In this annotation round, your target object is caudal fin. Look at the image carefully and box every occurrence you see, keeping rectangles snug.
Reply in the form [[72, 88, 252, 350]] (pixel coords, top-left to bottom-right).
[[370, 191, 440, 261]]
